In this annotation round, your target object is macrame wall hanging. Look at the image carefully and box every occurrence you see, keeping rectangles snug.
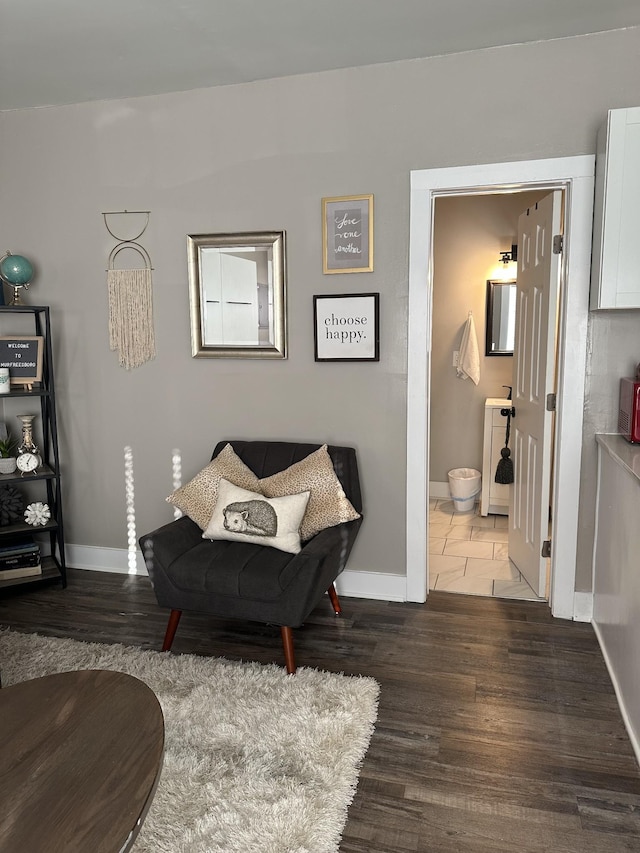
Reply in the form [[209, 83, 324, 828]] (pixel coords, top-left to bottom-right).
[[103, 210, 156, 370]]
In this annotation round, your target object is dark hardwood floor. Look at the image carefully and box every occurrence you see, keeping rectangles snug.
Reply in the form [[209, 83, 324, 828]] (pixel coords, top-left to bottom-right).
[[2, 570, 640, 852]]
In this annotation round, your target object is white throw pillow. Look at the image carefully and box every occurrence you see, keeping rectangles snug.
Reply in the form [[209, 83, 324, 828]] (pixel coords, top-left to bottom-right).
[[203, 479, 310, 555]]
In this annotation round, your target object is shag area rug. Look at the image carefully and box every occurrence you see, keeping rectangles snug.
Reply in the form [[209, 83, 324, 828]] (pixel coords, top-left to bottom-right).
[[0, 630, 379, 853]]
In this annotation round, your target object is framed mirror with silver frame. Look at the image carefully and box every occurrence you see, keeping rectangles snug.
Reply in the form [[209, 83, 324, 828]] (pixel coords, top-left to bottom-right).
[[485, 278, 516, 356], [188, 231, 287, 358]]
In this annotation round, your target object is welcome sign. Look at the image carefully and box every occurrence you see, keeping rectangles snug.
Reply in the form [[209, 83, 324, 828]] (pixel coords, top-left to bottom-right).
[[0, 336, 44, 386]]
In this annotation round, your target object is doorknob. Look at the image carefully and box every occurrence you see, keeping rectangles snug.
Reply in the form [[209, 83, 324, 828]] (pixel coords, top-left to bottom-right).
[[500, 406, 516, 418]]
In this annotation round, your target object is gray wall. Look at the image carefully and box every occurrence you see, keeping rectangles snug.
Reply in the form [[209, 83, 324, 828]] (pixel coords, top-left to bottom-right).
[[576, 312, 640, 589], [1, 27, 639, 589]]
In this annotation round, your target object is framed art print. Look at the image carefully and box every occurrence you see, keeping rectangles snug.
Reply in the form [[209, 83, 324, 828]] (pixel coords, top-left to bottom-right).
[[322, 194, 373, 274], [313, 293, 379, 361]]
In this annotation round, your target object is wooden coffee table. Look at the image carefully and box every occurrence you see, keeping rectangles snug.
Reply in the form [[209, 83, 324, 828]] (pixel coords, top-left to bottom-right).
[[0, 669, 164, 852]]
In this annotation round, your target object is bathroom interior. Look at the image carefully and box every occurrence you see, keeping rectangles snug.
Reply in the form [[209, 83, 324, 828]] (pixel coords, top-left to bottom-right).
[[429, 190, 551, 600]]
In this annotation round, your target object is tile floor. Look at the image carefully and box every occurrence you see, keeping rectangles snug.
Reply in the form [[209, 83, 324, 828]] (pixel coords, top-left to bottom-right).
[[429, 497, 546, 601]]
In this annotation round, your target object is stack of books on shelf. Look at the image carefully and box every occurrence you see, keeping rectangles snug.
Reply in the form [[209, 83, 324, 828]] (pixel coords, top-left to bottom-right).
[[0, 534, 42, 580]]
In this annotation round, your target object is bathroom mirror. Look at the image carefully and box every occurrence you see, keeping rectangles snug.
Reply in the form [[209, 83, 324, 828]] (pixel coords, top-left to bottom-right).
[[485, 279, 516, 356], [188, 231, 287, 358]]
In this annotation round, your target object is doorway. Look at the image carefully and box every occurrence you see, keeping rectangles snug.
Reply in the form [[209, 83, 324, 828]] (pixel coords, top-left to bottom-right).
[[406, 156, 595, 619], [428, 189, 552, 600]]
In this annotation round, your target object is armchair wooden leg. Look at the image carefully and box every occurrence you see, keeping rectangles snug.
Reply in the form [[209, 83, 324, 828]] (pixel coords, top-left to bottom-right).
[[162, 609, 182, 651], [280, 626, 296, 675], [327, 583, 342, 615]]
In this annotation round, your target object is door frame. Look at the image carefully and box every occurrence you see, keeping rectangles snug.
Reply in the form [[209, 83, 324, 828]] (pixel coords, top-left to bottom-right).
[[406, 156, 595, 619]]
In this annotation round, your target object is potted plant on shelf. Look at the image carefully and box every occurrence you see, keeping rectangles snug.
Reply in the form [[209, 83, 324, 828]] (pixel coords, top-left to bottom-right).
[[0, 432, 18, 474]]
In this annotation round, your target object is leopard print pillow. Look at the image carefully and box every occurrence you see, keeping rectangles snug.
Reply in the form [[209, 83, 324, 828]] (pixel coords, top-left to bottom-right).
[[259, 445, 360, 540], [166, 443, 261, 530]]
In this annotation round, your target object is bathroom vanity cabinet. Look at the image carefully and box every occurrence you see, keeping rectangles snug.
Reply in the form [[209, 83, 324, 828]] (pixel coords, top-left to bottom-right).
[[480, 398, 511, 517], [591, 106, 640, 309]]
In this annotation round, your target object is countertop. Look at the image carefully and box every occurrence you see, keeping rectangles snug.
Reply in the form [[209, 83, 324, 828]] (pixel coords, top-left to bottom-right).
[[596, 433, 640, 484]]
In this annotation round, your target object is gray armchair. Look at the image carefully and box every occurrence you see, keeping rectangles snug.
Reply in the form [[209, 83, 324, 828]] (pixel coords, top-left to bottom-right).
[[139, 441, 362, 673]]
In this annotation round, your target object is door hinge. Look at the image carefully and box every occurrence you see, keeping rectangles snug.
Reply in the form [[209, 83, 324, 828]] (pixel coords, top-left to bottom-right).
[[553, 234, 563, 254], [546, 393, 557, 412], [542, 540, 552, 558]]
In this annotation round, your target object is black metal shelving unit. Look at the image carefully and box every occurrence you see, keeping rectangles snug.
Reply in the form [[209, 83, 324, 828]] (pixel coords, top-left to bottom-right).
[[0, 305, 66, 589]]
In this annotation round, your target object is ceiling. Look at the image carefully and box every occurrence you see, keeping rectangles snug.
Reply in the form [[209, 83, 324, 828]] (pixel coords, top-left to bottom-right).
[[1, 0, 640, 112]]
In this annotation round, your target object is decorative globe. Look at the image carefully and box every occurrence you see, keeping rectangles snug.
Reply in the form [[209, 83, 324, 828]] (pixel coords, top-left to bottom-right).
[[0, 253, 34, 286]]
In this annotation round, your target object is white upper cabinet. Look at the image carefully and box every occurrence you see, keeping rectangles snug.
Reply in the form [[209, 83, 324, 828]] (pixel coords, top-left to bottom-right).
[[591, 106, 640, 309]]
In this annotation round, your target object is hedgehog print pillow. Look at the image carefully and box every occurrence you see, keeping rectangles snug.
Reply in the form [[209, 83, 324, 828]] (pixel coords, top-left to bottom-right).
[[203, 479, 311, 554]]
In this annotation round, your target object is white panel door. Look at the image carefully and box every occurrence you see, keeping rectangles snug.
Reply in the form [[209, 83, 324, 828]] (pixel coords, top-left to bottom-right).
[[509, 191, 562, 597]]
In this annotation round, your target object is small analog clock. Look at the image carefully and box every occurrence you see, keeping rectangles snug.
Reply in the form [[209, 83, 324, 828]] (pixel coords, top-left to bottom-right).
[[15, 414, 41, 475], [16, 451, 39, 474]]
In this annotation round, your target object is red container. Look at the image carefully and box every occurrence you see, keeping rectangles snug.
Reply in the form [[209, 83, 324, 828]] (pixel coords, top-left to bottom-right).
[[619, 378, 640, 443]]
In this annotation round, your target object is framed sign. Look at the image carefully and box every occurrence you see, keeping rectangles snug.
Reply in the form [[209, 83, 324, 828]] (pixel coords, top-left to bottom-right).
[[0, 336, 44, 387], [314, 293, 379, 362], [322, 194, 373, 274]]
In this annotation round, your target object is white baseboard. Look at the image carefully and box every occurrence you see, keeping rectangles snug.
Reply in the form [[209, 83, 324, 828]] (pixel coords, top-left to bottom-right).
[[572, 591, 593, 622], [592, 619, 640, 768], [68, 543, 593, 615], [67, 544, 408, 601], [67, 544, 148, 576], [429, 481, 450, 499], [335, 570, 407, 601]]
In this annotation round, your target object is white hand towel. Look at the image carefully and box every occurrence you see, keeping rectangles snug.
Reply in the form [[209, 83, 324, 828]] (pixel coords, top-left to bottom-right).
[[456, 314, 480, 385]]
